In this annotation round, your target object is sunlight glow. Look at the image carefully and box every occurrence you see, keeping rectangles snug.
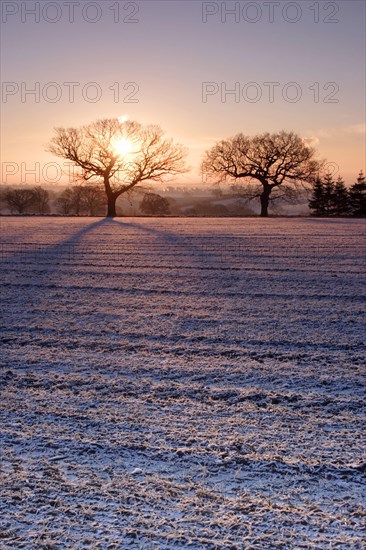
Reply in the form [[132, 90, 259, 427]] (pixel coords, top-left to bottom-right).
[[113, 138, 133, 156]]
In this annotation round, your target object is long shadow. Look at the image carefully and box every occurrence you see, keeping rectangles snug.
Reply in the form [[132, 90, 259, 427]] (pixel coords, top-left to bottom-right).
[[1, 218, 110, 251], [1, 218, 113, 273], [0, 215, 229, 298], [2, 217, 234, 274], [1, 217, 243, 374], [109, 218, 234, 271], [0, 218, 116, 348], [1, 214, 225, 325]]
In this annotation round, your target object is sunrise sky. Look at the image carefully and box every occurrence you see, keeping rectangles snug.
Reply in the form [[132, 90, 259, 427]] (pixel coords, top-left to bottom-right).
[[1, 0, 365, 186]]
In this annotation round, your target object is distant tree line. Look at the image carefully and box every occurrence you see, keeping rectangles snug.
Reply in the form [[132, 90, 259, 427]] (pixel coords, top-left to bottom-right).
[[0, 185, 256, 217], [1, 185, 107, 216], [1, 185, 232, 216], [308, 171, 366, 217], [2, 186, 51, 215], [1, 170, 365, 217], [55, 185, 106, 216]]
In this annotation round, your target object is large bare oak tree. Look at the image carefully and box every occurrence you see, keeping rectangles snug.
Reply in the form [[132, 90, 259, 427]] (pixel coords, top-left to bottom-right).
[[48, 118, 187, 217], [202, 131, 322, 216]]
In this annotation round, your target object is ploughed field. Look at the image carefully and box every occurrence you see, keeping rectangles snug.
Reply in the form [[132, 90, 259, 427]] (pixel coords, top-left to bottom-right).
[[0, 217, 365, 548]]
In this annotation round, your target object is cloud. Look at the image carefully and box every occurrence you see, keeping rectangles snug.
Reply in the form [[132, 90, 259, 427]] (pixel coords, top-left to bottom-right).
[[303, 136, 320, 146], [346, 123, 366, 135], [304, 124, 365, 142]]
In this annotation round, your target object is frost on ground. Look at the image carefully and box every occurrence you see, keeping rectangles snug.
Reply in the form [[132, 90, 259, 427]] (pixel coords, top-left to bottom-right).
[[0, 217, 365, 549]]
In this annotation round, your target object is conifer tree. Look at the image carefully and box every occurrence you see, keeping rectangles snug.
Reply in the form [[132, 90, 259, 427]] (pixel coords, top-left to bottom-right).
[[332, 176, 350, 216], [308, 177, 325, 216], [322, 173, 335, 216], [349, 170, 366, 217]]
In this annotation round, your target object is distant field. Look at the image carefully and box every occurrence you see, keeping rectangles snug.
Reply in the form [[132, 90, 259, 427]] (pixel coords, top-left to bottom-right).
[[1, 217, 365, 548]]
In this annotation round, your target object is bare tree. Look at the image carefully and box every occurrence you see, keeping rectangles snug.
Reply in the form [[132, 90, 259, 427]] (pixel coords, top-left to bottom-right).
[[83, 185, 106, 216], [0, 187, 8, 213], [31, 186, 50, 214], [55, 188, 74, 215], [202, 131, 322, 217], [55, 186, 86, 215], [70, 185, 85, 216], [140, 193, 171, 215], [48, 118, 187, 217], [5, 188, 35, 214]]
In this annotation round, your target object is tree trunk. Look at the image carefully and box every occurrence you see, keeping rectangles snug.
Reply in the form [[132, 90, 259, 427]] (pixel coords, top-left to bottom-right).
[[106, 193, 117, 217], [103, 176, 118, 218], [260, 186, 271, 217]]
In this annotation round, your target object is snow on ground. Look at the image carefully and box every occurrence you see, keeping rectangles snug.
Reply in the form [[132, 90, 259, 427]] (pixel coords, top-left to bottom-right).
[[0, 217, 365, 548]]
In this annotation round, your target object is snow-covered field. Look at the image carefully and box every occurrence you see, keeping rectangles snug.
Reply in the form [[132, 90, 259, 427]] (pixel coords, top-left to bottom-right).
[[1, 217, 365, 548]]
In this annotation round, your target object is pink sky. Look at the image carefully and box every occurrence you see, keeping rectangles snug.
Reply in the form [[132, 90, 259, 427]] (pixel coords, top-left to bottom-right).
[[1, 1, 365, 187]]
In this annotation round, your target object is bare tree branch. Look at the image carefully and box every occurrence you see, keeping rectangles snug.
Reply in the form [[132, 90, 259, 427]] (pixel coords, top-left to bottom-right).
[[202, 131, 324, 216], [48, 118, 187, 217]]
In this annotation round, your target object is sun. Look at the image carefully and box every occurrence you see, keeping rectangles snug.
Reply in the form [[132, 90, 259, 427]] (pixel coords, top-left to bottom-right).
[[113, 138, 133, 156]]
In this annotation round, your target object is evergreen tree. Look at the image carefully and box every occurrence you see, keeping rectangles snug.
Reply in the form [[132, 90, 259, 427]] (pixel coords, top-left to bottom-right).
[[308, 177, 325, 216], [332, 176, 350, 216], [349, 171, 366, 217], [322, 172, 335, 216]]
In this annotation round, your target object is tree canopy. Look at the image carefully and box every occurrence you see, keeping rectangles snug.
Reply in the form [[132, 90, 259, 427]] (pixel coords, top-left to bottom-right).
[[202, 131, 322, 216], [48, 118, 187, 217]]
